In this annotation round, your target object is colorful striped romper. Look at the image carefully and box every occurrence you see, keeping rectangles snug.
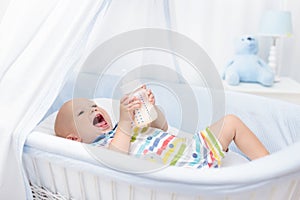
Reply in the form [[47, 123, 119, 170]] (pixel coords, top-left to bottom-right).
[[92, 124, 225, 169]]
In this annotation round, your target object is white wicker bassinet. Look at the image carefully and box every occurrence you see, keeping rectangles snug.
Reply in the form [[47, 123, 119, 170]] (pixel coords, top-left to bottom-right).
[[23, 89, 300, 200]]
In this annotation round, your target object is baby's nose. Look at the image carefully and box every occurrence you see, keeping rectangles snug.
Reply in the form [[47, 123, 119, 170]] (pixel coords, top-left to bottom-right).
[[91, 107, 98, 112]]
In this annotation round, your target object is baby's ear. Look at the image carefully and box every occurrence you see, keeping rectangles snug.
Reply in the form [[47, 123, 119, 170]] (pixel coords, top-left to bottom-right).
[[66, 134, 82, 142]]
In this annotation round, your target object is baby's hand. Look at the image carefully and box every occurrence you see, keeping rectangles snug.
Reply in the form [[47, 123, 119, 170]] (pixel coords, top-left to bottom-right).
[[119, 95, 141, 122], [141, 85, 155, 105]]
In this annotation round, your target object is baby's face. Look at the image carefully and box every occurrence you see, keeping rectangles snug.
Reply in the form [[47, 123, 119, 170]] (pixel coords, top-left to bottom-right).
[[67, 99, 113, 143]]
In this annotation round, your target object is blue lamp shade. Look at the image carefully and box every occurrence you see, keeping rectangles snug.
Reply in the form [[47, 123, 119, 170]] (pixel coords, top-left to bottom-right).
[[259, 10, 293, 37]]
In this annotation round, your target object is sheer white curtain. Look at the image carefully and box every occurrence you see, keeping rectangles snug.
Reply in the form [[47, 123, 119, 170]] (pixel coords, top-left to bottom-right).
[[0, 0, 283, 199], [84, 0, 282, 81], [0, 0, 110, 198]]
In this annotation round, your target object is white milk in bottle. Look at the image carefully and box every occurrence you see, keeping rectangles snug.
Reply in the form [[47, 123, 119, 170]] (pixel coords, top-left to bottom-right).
[[121, 81, 157, 127]]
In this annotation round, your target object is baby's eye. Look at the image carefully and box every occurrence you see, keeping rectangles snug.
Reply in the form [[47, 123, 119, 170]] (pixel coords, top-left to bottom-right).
[[92, 104, 97, 108], [78, 111, 84, 116]]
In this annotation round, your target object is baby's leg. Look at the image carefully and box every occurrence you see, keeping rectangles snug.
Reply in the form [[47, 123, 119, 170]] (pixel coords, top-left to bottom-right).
[[209, 114, 269, 160]]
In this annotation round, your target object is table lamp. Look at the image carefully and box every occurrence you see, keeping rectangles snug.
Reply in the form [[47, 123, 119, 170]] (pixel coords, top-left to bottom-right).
[[259, 10, 293, 82]]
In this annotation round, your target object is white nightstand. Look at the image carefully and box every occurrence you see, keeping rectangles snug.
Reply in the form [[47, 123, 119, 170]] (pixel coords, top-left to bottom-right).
[[223, 77, 300, 105]]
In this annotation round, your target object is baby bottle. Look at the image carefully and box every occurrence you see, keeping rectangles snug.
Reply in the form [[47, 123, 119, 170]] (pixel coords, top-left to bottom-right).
[[121, 81, 157, 127]]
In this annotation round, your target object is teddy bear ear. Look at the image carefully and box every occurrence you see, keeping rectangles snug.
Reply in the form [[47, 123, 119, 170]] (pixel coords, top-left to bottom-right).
[[233, 35, 246, 45]]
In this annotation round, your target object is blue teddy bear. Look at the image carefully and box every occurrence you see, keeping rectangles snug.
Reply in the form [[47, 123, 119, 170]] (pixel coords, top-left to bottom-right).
[[222, 35, 274, 86]]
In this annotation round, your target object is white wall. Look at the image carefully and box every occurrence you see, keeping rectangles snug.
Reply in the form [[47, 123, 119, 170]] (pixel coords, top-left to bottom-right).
[[0, 0, 10, 24], [283, 0, 300, 82], [171, 0, 300, 83]]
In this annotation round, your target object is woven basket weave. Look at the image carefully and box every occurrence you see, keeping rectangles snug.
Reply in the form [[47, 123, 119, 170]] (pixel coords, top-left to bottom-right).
[[30, 183, 68, 200]]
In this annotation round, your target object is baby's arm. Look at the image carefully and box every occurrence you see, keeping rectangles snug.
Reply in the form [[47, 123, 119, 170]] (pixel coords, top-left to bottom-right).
[[145, 87, 168, 131], [108, 95, 141, 154]]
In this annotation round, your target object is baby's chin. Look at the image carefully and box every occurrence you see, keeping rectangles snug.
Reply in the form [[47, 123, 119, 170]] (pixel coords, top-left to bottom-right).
[[95, 125, 113, 134]]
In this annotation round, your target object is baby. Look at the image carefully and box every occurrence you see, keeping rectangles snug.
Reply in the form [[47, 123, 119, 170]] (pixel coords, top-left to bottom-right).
[[55, 86, 269, 169]]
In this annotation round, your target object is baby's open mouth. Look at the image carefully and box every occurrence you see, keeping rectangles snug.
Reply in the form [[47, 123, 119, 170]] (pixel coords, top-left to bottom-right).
[[93, 114, 108, 128]]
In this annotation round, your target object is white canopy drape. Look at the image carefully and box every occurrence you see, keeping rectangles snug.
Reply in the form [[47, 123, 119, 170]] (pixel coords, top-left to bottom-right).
[[0, 0, 112, 198]]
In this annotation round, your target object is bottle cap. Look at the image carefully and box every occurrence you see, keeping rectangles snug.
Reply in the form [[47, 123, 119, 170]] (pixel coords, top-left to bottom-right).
[[120, 80, 143, 95]]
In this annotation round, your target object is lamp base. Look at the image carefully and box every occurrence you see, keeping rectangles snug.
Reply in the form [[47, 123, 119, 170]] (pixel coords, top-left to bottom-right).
[[268, 38, 279, 83], [268, 44, 277, 74]]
